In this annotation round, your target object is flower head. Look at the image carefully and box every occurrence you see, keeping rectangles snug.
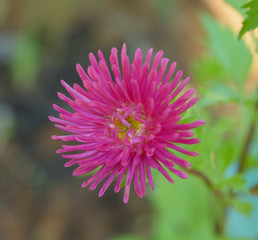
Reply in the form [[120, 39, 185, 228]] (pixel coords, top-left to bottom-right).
[[49, 43, 205, 203]]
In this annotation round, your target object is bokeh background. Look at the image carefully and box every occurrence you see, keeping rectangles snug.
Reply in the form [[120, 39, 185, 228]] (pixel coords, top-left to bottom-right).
[[0, 0, 257, 240]]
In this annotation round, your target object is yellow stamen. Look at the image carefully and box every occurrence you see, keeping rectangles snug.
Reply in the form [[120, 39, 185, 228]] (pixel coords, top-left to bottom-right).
[[112, 114, 145, 141]]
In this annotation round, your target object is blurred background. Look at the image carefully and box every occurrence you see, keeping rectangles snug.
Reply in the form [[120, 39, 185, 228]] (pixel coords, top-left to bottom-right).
[[0, 0, 257, 239]]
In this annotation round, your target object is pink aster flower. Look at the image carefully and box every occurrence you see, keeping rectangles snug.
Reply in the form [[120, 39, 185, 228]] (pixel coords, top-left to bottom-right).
[[49, 43, 205, 203]]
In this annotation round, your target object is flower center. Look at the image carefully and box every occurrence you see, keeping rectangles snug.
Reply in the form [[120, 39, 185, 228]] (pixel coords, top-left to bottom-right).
[[109, 109, 145, 144]]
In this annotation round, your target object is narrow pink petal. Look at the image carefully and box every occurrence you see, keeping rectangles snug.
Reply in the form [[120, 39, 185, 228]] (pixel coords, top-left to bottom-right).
[[110, 47, 122, 80], [157, 149, 191, 167], [89, 52, 102, 77], [140, 63, 150, 97], [121, 43, 133, 99], [139, 161, 146, 196], [72, 166, 98, 176], [61, 80, 90, 103], [132, 48, 142, 83], [87, 66, 102, 83], [123, 165, 132, 204], [114, 169, 126, 193], [162, 61, 177, 85], [89, 167, 112, 190], [117, 112, 131, 128], [51, 135, 76, 141], [169, 120, 206, 130], [48, 116, 70, 126], [173, 137, 200, 145], [76, 64, 92, 83], [169, 168, 188, 179], [62, 150, 97, 160], [155, 58, 169, 88], [99, 170, 118, 197], [155, 160, 174, 183], [131, 79, 141, 104], [145, 98, 154, 117], [169, 77, 190, 103], [169, 89, 195, 108], [166, 143, 198, 156], [145, 161, 155, 190], [52, 104, 72, 116], [133, 169, 142, 198], [81, 165, 106, 188], [152, 50, 163, 70], [57, 92, 73, 105]]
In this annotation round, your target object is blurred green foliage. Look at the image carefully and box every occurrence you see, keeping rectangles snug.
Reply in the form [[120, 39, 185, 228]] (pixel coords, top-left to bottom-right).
[[11, 33, 41, 92], [149, 176, 221, 240], [149, 0, 178, 21], [0, 104, 15, 152], [198, 13, 252, 87]]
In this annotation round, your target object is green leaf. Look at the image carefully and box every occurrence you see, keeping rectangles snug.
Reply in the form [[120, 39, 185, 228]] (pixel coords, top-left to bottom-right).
[[179, 108, 200, 124], [191, 54, 231, 84], [215, 174, 248, 193], [246, 155, 258, 169], [239, 0, 258, 38], [149, 176, 222, 240], [192, 116, 240, 181], [246, 123, 258, 169], [201, 13, 252, 86], [197, 84, 240, 108], [230, 199, 253, 216]]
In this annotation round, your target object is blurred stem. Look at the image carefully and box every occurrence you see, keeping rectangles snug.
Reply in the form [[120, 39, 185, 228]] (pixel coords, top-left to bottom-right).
[[187, 168, 226, 235], [250, 185, 258, 194], [187, 169, 223, 198], [238, 93, 258, 173], [215, 203, 227, 236]]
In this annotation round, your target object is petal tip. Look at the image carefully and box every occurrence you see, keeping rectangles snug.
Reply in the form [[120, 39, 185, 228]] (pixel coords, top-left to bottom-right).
[[51, 135, 57, 140], [48, 116, 54, 121], [198, 119, 206, 126], [56, 149, 63, 154]]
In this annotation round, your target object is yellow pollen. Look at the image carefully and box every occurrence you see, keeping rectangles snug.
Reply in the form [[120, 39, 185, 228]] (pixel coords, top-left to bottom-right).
[[112, 114, 144, 141]]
